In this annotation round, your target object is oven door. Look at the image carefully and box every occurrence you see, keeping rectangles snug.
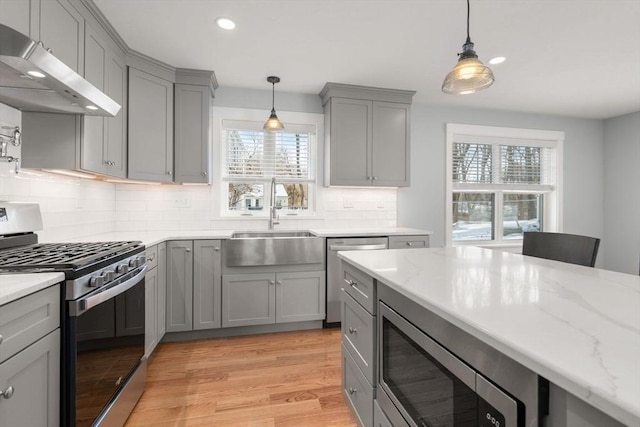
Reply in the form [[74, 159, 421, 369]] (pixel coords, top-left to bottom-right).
[[378, 302, 520, 427], [65, 265, 146, 427]]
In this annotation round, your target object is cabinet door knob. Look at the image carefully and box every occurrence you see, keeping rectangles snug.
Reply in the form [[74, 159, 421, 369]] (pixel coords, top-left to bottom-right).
[[276, 280, 282, 285], [185, 248, 191, 253], [348, 387, 357, 395], [372, 176, 378, 180], [269, 280, 275, 285], [167, 171, 172, 176], [407, 242, 413, 246], [348, 327, 357, 334], [201, 171, 207, 177], [214, 247, 220, 251], [0, 386, 14, 399]]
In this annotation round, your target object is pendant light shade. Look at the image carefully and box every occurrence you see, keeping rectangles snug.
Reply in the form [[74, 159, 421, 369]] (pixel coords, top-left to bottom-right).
[[442, 0, 494, 95], [264, 76, 284, 131]]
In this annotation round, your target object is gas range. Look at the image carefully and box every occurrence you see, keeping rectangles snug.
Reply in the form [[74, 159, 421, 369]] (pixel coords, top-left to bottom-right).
[[0, 201, 147, 427], [0, 240, 146, 300]]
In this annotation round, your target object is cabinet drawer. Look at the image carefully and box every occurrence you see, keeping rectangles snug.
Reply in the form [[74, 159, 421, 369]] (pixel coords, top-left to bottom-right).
[[146, 245, 159, 270], [0, 285, 60, 363], [388, 235, 430, 249], [341, 290, 375, 385], [342, 343, 374, 427], [342, 262, 376, 314]]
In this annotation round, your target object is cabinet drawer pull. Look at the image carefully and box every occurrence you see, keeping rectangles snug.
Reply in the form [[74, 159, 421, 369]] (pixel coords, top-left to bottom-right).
[[0, 386, 14, 399], [407, 242, 413, 246], [344, 279, 357, 288], [348, 327, 357, 334], [148, 255, 155, 262], [348, 387, 357, 395]]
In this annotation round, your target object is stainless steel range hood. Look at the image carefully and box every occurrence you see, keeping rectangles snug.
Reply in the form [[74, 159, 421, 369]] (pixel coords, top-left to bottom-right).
[[0, 24, 121, 117]]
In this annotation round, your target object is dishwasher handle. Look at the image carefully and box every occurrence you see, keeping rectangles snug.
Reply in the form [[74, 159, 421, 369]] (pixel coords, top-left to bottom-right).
[[329, 243, 387, 251]]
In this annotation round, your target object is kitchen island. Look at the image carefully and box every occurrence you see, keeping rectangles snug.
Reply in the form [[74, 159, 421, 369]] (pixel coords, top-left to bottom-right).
[[338, 246, 640, 427]]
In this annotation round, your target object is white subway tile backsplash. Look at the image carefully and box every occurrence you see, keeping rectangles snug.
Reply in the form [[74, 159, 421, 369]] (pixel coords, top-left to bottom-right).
[[2, 159, 397, 237]]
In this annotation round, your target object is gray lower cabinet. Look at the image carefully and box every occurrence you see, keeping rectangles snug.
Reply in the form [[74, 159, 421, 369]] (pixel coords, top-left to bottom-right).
[[388, 234, 430, 249], [166, 240, 222, 333], [222, 271, 325, 328], [193, 240, 222, 330], [340, 261, 378, 427], [128, 66, 174, 182], [0, 285, 61, 427], [166, 240, 193, 332], [145, 253, 159, 357]]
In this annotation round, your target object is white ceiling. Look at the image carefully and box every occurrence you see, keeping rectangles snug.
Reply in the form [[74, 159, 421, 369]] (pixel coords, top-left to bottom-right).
[[93, 0, 640, 120]]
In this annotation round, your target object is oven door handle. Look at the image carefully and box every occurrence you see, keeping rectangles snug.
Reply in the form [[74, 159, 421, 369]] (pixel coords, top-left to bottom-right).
[[69, 265, 147, 317]]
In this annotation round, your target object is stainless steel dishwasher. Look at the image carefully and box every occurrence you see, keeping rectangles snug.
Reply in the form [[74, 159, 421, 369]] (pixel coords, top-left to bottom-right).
[[326, 236, 388, 325]]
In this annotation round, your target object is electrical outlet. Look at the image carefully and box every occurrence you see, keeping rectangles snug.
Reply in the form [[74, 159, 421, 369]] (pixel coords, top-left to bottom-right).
[[343, 198, 354, 208], [174, 199, 190, 208]]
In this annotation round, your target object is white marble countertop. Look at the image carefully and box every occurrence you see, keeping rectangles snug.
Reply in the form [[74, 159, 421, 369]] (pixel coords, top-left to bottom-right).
[[41, 227, 432, 247], [0, 272, 65, 306], [338, 246, 640, 427]]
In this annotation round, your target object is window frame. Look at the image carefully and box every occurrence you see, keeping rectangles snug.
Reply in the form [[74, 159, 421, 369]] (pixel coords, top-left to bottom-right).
[[213, 107, 323, 218], [445, 123, 564, 247]]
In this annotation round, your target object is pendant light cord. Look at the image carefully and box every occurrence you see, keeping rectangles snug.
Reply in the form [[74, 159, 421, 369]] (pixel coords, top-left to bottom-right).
[[271, 82, 275, 111], [466, 0, 471, 44]]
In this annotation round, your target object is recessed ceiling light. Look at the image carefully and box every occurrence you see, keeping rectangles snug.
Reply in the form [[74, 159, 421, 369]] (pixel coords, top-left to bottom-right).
[[27, 70, 46, 78], [85, 105, 98, 111], [216, 17, 236, 30], [488, 56, 506, 65]]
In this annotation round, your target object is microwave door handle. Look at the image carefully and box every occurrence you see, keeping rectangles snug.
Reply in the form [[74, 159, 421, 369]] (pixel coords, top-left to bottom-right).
[[69, 265, 147, 316], [329, 244, 387, 251]]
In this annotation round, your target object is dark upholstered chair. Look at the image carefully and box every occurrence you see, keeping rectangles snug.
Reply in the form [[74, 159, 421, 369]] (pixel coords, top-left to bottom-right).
[[522, 232, 600, 267]]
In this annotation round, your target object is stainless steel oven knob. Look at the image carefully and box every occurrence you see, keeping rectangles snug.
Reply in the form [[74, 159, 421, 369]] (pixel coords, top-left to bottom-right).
[[103, 270, 115, 281], [128, 258, 139, 268], [117, 264, 129, 274], [137, 255, 146, 265], [89, 275, 105, 287]]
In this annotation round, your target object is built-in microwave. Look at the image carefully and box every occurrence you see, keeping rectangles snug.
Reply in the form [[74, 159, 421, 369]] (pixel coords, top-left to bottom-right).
[[377, 283, 548, 427]]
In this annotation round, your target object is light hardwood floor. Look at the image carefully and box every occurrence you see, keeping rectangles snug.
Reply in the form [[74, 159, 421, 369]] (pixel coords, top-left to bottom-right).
[[125, 328, 358, 427]]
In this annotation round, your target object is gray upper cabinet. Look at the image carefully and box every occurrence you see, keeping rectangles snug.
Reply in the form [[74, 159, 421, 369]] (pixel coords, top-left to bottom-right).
[[320, 83, 415, 187], [128, 66, 174, 182], [38, 0, 84, 74], [20, 2, 128, 179], [174, 69, 216, 184], [82, 22, 127, 177], [0, 0, 32, 35]]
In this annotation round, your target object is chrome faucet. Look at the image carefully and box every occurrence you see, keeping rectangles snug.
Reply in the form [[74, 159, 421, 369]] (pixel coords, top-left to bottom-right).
[[269, 177, 279, 230]]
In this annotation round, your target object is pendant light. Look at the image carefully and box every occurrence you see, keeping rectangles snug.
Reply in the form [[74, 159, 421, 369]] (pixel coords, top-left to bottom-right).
[[264, 76, 284, 131], [442, 0, 494, 95]]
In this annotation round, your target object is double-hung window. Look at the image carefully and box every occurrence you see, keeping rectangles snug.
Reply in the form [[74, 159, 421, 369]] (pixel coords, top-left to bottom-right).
[[221, 119, 316, 216], [446, 123, 564, 246]]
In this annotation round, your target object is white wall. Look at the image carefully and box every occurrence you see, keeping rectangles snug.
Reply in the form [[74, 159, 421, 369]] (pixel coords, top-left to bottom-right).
[[603, 112, 640, 275], [398, 105, 606, 257]]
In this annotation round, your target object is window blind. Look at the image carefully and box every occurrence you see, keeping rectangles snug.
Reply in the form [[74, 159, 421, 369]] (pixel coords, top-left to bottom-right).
[[453, 142, 555, 186], [222, 123, 314, 182]]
